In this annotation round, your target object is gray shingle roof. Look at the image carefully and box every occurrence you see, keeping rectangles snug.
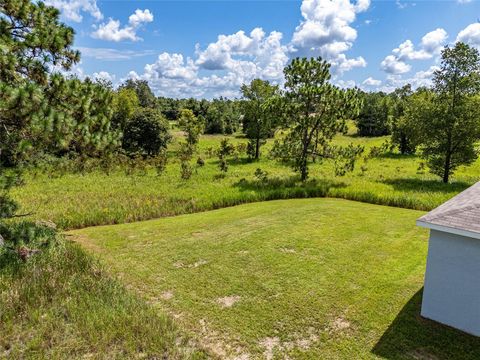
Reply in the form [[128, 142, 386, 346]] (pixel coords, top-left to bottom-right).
[[417, 182, 480, 235]]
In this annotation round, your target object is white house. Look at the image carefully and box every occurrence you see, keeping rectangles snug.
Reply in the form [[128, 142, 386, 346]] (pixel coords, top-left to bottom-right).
[[417, 182, 480, 336]]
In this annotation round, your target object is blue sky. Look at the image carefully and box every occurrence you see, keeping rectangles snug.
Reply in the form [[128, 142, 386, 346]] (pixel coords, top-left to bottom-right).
[[46, 0, 480, 98]]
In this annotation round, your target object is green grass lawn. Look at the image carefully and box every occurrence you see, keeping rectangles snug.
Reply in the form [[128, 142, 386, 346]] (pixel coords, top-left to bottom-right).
[[14, 132, 480, 230], [71, 198, 480, 359]]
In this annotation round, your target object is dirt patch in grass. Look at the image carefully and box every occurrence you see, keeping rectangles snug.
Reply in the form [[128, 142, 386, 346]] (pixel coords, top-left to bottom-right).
[[216, 295, 241, 308], [331, 317, 351, 332], [160, 290, 174, 300], [259, 337, 280, 360], [198, 319, 249, 359], [279, 247, 296, 254], [173, 259, 208, 269]]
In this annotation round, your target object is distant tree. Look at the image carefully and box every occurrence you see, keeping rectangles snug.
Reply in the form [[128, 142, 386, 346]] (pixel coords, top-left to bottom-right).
[[355, 91, 390, 137], [177, 109, 204, 179], [178, 109, 204, 150], [241, 79, 279, 159], [157, 96, 180, 120], [123, 109, 171, 156], [389, 84, 415, 154], [121, 79, 156, 108], [112, 88, 139, 131], [410, 42, 480, 183], [205, 98, 241, 134], [217, 138, 234, 173], [272, 57, 362, 181]]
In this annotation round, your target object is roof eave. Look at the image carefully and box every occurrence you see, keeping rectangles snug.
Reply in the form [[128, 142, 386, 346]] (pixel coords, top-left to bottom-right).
[[416, 220, 480, 240]]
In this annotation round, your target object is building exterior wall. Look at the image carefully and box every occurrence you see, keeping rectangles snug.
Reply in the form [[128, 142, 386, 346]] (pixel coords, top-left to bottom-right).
[[422, 229, 480, 336]]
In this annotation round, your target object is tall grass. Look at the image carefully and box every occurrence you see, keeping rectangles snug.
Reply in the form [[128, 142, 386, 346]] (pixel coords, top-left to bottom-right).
[[0, 240, 207, 359], [12, 132, 480, 229]]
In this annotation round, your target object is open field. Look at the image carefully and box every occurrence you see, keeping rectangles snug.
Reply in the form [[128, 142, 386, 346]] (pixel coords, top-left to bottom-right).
[[72, 198, 480, 359], [13, 131, 480, 230]]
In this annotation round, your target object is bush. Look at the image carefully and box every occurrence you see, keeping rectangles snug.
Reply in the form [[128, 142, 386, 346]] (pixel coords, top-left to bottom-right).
[[122, 109, 171, 156]]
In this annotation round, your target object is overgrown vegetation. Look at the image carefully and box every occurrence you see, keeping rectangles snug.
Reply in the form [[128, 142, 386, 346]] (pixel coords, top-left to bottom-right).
[[0, 240, 207, 359]]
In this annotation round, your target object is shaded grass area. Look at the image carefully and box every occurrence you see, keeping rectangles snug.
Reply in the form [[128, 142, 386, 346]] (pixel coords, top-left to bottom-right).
[[0, 241, 207, 359], [71, 198, 480, 359], [13, 133, 479, 230]]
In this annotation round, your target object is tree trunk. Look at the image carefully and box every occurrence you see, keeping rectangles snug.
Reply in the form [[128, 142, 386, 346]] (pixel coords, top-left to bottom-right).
[[443, 151, 451, 183], [300, 156, 308, 182], [255, 136, 260, 160], [400, 133, 407, 155]]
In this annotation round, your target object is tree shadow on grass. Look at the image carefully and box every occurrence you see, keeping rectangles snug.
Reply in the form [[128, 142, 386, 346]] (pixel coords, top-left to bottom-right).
[[380, 178, 471, 194], [375, 152, 417, 160], [372, 288, 480, 360], [234, 176, 347, 198]]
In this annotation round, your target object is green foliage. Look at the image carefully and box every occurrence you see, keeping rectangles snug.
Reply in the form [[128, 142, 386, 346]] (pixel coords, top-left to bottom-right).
[[410, 42, 480, 183], [112, 87, 139, 131], [0, 0, 79, 165], [122, 108, 171, 156], [0, 168, 20, 219], [120, 79, 156, 108], [217, 138, 234, 173], [205, 98, 241, 134], [241, 79, 279, 159], [0, 0, 79, 86], [355, 91, 391, 137], [274, 57, 362, 181], [41, 75, 121, 156], [389, 84, 416, 154], [178, 108, 204, 148]]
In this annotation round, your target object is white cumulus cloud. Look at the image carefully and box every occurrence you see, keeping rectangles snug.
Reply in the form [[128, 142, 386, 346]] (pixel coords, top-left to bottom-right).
[[381, 55, 411, 74], [92, 71, 115, 82], [457, 23, 480, 48], [92, 9, 154, 42], [362, 77, 382, 86], [290, 0, 370, 73], [381, 28, 447, 74], [45, 0, 103, 22]]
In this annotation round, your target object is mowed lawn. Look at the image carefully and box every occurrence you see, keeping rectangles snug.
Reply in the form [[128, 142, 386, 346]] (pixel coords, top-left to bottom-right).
[[71, 198, 480, 359]]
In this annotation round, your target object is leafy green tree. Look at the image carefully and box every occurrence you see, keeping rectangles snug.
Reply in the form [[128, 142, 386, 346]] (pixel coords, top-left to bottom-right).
[[241, 79, 279, 159], [217, 138, 234, 173], [122, 108, 171, 156], [121, 79, 156, 108], [273, 57, 362, 181], [410, 42, 480, 183], [389, 84, 415, 154], [112, 88, 139, 131], [0, 0, 80, 165], [205, 98, 241, 134], [355, 91, 390, 137], [177, 109, 204, 180], [178, 109, 204, 149], [41, 75, 120, 157]]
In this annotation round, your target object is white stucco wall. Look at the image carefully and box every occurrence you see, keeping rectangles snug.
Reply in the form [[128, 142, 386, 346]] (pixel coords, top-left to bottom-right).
[[422, 229, 480, 336]]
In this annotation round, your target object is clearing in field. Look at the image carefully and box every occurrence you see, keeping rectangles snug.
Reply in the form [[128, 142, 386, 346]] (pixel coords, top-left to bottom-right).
[[72, 198, 480, 359]]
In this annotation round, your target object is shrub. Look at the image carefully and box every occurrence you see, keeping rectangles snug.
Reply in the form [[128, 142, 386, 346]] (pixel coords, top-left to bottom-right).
[[123, 109, 171, 156]]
